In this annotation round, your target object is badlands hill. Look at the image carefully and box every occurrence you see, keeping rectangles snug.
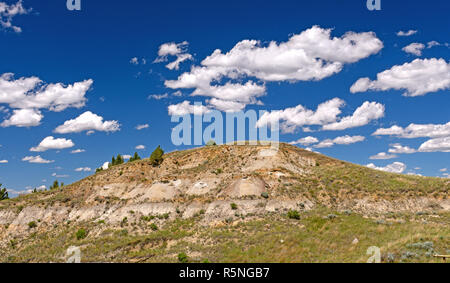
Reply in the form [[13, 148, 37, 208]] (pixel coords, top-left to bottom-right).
[[0, 143, 448, 263]]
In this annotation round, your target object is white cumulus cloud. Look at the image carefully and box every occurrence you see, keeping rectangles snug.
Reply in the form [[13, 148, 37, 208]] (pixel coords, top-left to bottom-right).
[[257, 98, 383, 133], [402, 43, 425, 56], [418, 137, 450, 152], [54, 111, 120, 134], [289, 136, 319, 146], [0, 0, 30, 33], [30, 136, 74, 152], [1, 108, 43, 127], [369, 152, 397, 160], [168, 101, 211, 116], [350, 58, 450, 96], [373, 122, 450, 139], [314, 135, 365, 148], [388, 143, 417, 154], [135, 124, 149, 130], [396, 30, 417, 37], [322, 102, 385, 131], [165, 26, 382, 112], [0, 73, 93, 127], [366, 162, 407, 174], [155, 41, 193, 70], [75, 167, 91, 172], [22, 155, 54, 164]]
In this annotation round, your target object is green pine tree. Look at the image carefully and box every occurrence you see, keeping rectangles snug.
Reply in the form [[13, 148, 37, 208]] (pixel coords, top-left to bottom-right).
[[149, 146, 164, 167], [50, 180, 59, 190], [112, 156, 116, 166], [129, 152, 141, 162], [0, 184, 9, 201]]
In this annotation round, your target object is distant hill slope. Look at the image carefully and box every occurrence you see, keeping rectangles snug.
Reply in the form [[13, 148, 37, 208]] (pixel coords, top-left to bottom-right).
[[0, 143, 448, 263]]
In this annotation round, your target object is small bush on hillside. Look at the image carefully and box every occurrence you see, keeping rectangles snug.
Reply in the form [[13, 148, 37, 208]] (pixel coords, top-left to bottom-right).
[[150, 223, 158, 231], [76, 229, 87, 240], [206, 140, 217, 146], [150, 146, 164, 167], [178, 252, 188, 263], [261, 192, 269, 199], [287, 210, 300, 220], [230, 203, 238, 210], [28, 221, 37, 229]]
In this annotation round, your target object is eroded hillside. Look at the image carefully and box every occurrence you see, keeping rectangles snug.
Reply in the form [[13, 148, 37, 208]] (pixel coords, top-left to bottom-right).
[[0, 143, 448, 262]]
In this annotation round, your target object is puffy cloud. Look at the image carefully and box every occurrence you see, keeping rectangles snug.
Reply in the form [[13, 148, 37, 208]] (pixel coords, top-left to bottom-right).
[[135, 145, 145, 150], [257, 98, 383, 133], [0, 73, 93, 127], [0, 159, 8, 163], [168, 101, 211, 116], [332, 135, 366, 145], [0, 73, 93, 111], [101, 162, 110, 170], [1, 108, 43, 127], [30, 136, 74, 152], [135, 124, 149, 130], [130, 57, 146, 65], [166, 54, 194, 70], [402, 43, 425, 56], [314, 139, 335, 148], [388, 143, 416, 154], [122, 155, 132, 160], [22, 155, 54, 164], [366, 162, 407, 174], [54, 111, 120, 134], [206, 98, 246, 112], [52, 173, 68, 178], [397, 30, 417, 37], [71, 149, 85, 154], [322, 102, 384, 131], [202, 26, 383, 81], [418, 137, 450, 152], [289, 136, 319, 146], [148, 93, 169, 100], [373, 122, 450, 139], [440, 168, 448, 172], [0, 0, 30, 33], [165, 26, 382, 112], [75, 167, 91, 172], [155, 41, 193, 70], [314, 135, 365, 148], [350, 58, 450, 96], [427, 41, 441, 48], [157, 41, 188, 57], [369, 152, 397, 160], [256, 98, 344, 133]]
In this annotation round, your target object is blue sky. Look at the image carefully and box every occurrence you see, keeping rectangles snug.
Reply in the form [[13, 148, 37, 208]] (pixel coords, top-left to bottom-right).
[[0, 0, 449, 195]]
